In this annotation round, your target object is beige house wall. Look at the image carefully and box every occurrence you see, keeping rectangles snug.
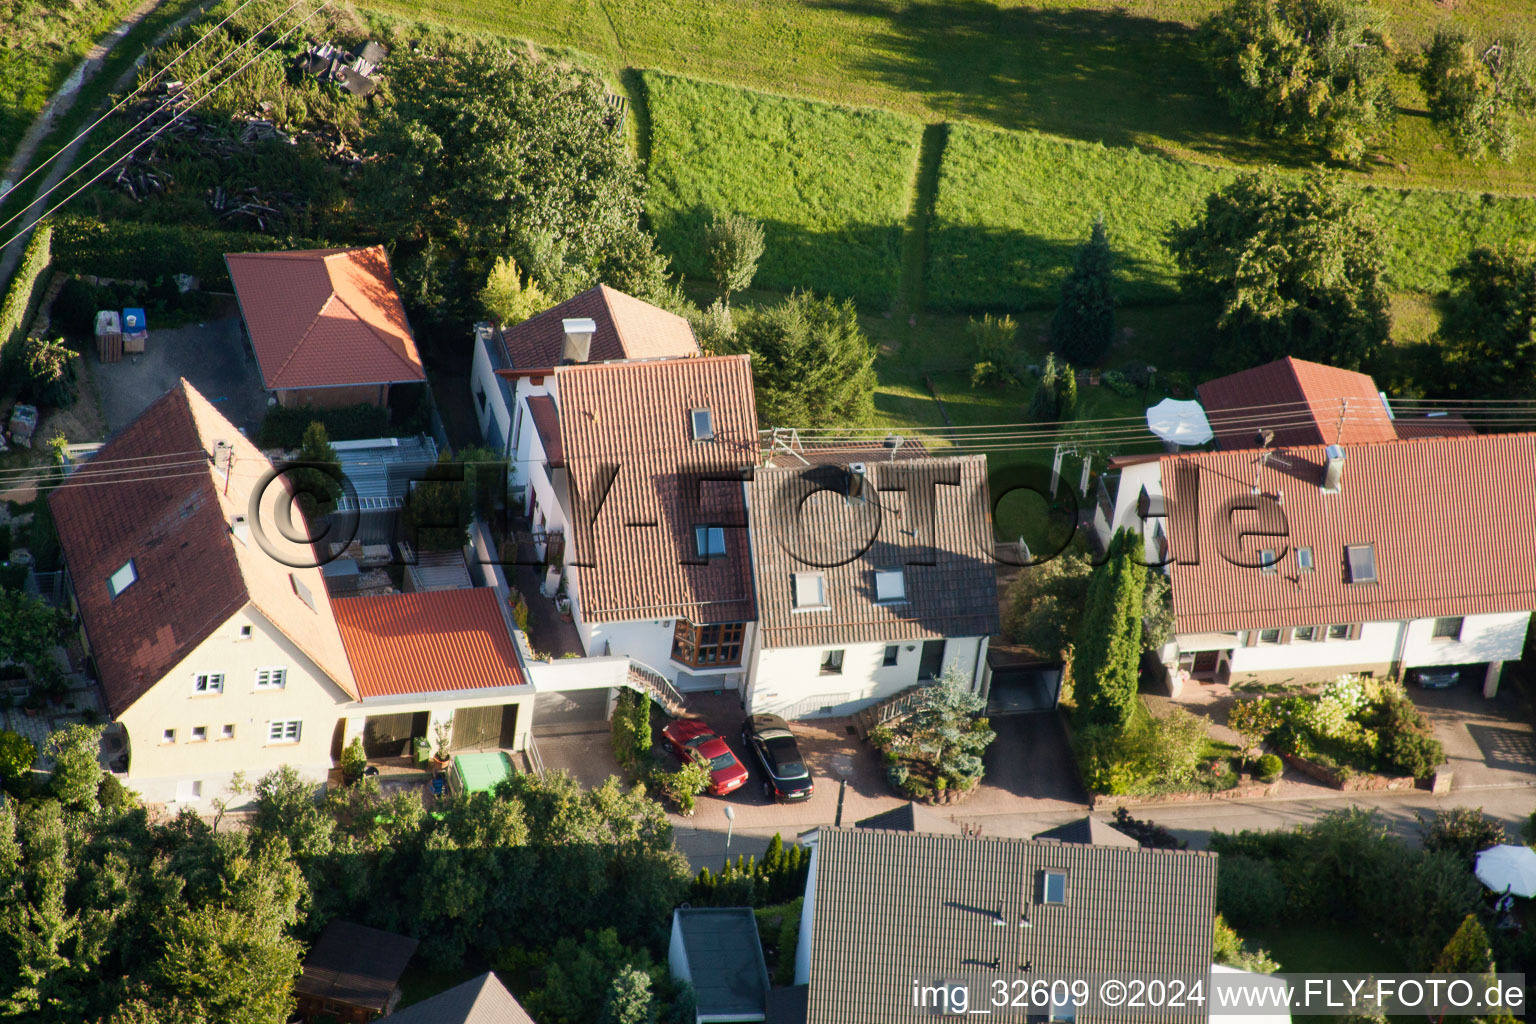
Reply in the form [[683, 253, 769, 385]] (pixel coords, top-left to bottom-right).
[[276, 383, 389, 409], [116, 602, 354, 805]]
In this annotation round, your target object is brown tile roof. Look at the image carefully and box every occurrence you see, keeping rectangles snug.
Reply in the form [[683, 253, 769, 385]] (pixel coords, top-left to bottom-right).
[[806, 828, 1217, 1024], [557, 355, 758, 624], [1198, 356, 1396, 450], [225, 246, 426, 391], [296, 921, 418, 1013], [497, 284, 698, 369], [49, 381, 357, 716], [1161, 432, 1536, 633], [333, 589, 526, 698], [386, 972, 536, 1024], [526, 393, 562, 467], [764, 437, 932, 467], [1391, 411, 1477, 439], [748, 457, 1000, 650]]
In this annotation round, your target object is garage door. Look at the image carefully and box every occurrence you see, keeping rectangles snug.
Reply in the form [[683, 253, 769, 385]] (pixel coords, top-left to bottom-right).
[[452, 706, 504, 751]]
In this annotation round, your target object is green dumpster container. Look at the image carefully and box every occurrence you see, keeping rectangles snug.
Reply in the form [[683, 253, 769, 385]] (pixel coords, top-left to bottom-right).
[[412, 736, 431, 766]]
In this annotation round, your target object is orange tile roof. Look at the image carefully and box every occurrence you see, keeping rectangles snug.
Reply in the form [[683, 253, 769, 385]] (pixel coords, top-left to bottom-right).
[[332, 589, 526, 698], [1160, 432, 1536, 633], [225, 246, 426, 391], [1198, 356, 1397, 450], [49, 381, 357, 715], [496, 284, 698, 370], [557, 354, 758, 624]]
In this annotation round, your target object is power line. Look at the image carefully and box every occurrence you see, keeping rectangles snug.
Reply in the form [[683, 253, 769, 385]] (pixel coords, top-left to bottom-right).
[[0, 0, 330, 251], [0, 0, 282, 214]]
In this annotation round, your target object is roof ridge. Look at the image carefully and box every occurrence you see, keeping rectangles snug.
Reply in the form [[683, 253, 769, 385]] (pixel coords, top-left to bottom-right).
[[268, 293, 338, 385], [597, 284, 633, 357], [323, 287, 421, 379]]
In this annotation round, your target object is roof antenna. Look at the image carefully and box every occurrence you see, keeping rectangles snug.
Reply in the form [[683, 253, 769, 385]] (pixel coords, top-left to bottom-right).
[[1251, 429, 1273, 496], [1334, 398, 1348, 446]]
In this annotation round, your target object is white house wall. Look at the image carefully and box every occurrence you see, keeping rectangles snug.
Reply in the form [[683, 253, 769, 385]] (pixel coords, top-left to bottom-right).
[[1402, 611, 1529, 667], [470, 331, 512, 453], [116, 603, 353, 807], [1100, 461, 1164, 557], [747, 636, 985, 717]]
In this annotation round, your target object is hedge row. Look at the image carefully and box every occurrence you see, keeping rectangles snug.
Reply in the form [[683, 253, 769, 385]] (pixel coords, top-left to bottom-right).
[[0, 224, 54, 371], [48, 216, 331, 291]]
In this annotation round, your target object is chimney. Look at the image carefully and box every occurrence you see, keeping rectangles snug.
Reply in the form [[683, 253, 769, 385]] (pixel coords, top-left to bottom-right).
[[560, 317, 597, 364], [230, 514, 250, 545], [1321, 444, 1345, 493], [845, 462, 869, 506]]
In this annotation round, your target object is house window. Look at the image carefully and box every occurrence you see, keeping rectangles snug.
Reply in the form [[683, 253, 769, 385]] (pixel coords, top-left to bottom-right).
[[291, 573, 316, 611], [694, 525, 726, 559], [191, 726, 207, 742], [1293, 625, 1317, 642], [1432, 617, 1464, 641], [1327, 623, 1353, 640], [268, 720, 302, 744], [162, 728, 176, 744], [255, 667, 287, 690], [1039, 869, 1068, 905], [1345, 544, 1377, 584], [108, 560, 137, 598], [192, 673, 224, 695], [1259, 549, 1277, 574], [882, 645, 900, 667], [238, 624, 253, 640], [792, 572, 827, 610], [1050, 996, 1077, 1023], [1296, 547, 1314, 572], [1258, 628, 1282, 644], [671, 621, 745, 667], [690, 408, 714, 441], [475, 386, 487, 412], [220, 724, 235, 740], [820, 650, 845, 675], [873, 569, 906, 603]]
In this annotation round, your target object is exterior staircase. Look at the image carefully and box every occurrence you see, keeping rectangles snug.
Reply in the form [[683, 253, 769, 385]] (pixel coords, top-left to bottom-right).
[[624, 659, 690, 718], [852, 682, 934, 738]]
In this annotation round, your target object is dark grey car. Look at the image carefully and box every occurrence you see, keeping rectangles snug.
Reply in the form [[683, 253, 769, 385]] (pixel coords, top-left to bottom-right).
[[741, 713, 815, 802]]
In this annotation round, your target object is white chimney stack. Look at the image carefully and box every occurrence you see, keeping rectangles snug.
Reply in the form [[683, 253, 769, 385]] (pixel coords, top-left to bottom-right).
[[561, 318, 597, 364], [1321, 444, 1346, 493]]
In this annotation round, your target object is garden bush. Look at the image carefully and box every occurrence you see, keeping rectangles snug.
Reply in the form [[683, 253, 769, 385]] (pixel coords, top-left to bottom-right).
[[256, 403, 389, 449], [643, 72, 922, 305], [1075, 706, 1216, 796], [1214, 854, 1288, 928], [1419, 807, 1506, 866], [866, 667, 995, 799], [1244, 676, 1444, 780], [926, 124, 1536, 312], [0, 224, 51, 372], [1255, 753, 1283, 783], [51, 216, 330, 292]]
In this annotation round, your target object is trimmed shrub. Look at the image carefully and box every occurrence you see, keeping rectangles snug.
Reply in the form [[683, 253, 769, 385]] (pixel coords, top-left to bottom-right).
[[1214, 854, 1288, 929], [256, 403, 389, 449], [0, 223, 52, 370], [1255, 753, 1283, 783], [50, 215, 329, 291]]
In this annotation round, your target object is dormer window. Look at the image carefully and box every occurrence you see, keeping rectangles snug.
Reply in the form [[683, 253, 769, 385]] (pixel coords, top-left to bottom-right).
[[1296, 547, 1314, 572], [1345, 544, 1377, 584], [690, 408, 714, 441], [792, 572, 827, 610], [874, 569, 906, 603], [1259, 549, 1277, 574], [108, 560, 137, 598], [694, 525, 726, 559]]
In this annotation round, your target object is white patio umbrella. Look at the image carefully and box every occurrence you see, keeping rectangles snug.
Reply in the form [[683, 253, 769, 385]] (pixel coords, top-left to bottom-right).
[[1475, 844, 1536, 897], [1145, 398, 1214, 447]]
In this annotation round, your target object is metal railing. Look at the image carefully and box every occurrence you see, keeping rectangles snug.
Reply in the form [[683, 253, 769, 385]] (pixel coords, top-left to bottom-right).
[[524, 736, 547, 778], [625, 658, 687, 711], [859, 682, 935, 730], [771, 692, 851, 721]]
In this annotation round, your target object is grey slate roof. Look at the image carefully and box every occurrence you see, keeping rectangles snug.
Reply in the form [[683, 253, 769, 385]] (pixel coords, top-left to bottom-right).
[[386, 972, 536, 1024], [853, 801, 963, 835], [672, 907, 772, 1019], [806, 828, 1217, 1024], [747, 457, 1000, 650], [1033, 815, 1139, 848], [294, 920, 419, 1013]]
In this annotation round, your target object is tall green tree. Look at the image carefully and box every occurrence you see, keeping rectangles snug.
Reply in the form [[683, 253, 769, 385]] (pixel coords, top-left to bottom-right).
[[730, 291, 876, 427], [968, 313, 1020, 388], [599, 965, 658, 1024], [703, 211, 766, 301], [291, 422, 342, 520], [1168, 172, 1390, 371], [1433, 913, 1496, 974], [1438, 242, 1536, 397], [1421, 30, 1536, 162], [1026, 354, 1077, 423], [365, 42, 656, 323], [1074, 529, 1147, 729], [1198, 0, 1396, 161], [1003, 549, 1092, 658], [480, 256, 552, 326], [46, 724, 104, 813], [0, 589, 65, 674], [1051, 216, 1117, 366]]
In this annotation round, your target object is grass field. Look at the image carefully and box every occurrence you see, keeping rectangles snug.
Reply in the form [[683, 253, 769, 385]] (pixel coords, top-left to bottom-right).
[[641, 72, 922, 305], [0, 0, 152, 167], [928, 124, 1536, 312], [360, 0, 1536, 196]]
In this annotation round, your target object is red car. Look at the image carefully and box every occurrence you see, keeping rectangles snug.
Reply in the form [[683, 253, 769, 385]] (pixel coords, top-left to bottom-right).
[[661, 719, 749, 796]]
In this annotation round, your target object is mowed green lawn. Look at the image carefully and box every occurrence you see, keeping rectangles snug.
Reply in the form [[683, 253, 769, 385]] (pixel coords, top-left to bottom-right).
[[0, 0, 150, 165], [362, 0, 1536, 195], [928, 124, 1536, 312], [642, 72, 922, 305]]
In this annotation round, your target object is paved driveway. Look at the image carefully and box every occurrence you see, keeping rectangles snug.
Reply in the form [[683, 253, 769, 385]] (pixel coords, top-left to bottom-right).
[[1413, 680, 1536, 790], [94, 303, 268, 436]]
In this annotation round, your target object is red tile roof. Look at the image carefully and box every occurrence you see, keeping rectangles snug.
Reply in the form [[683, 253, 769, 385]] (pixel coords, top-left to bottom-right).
[[1160, 432, 1536, 633], [496, 284, 698, 370], [49, 381, 356, 715], [525, 394, 562, 467], [557, 354, 758, 624], [1390, 411, 1477, 439], [225, 246, 426, 391], [332, 589, 526, 698], [1198, 356, 1396, 450]]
